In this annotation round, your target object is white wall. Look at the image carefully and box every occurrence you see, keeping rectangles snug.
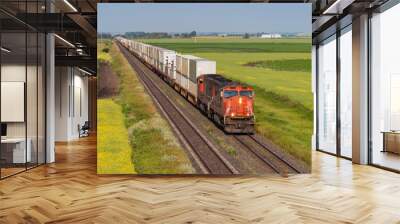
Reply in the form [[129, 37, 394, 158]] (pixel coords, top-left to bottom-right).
[[55, 66, 70, 141], [1, 65, 26, 131], [1, 65, 35, 138], [55, 67, 89, 141], [1, 63, 46, 164]]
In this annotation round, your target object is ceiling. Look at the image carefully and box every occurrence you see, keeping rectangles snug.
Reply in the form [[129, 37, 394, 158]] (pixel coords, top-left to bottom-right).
[[0, 0, 98, 74], [4, 0, 393, 71], [309, 0, 391, 41], [98, 0, 307, 2]]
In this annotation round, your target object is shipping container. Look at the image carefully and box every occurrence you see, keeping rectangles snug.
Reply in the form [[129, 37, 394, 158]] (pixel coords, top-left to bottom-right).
[[176, 55, 183, 74], [160, 50, 176, 79], [182, 57, 189, 77], [123, 39, 177, 81], [181, 75, 189, 93], [188, 59, 216, 99], [176, 55, 196, 94]]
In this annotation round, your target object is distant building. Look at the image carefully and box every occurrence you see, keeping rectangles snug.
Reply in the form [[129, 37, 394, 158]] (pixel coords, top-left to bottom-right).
[[260, 34, 282, 38], [218, 34, 228, 37]]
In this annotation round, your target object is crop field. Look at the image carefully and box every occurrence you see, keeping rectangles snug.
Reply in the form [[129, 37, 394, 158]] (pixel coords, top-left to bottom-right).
[[97, 98, 136, 174], [97, 39, 195, 174], [141, 37, 313, 165]]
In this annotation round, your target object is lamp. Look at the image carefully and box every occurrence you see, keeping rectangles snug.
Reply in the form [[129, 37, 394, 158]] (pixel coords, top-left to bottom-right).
[[54, 34, 75, 48], [1, 47, 11, 53], [63, 0, 78, 12]]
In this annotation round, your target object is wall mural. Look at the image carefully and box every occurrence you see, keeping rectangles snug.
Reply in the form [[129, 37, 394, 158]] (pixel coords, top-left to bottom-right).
[[97, 3, 312, 175]]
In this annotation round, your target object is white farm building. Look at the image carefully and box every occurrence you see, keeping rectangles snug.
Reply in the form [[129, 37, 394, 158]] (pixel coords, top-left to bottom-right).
[[260, 33, 282, 38]]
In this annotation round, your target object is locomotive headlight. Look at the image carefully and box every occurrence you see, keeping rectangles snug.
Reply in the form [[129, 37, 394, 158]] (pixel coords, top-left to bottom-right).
[[239, 97, 242, 104], [231, 112, 235, 117]]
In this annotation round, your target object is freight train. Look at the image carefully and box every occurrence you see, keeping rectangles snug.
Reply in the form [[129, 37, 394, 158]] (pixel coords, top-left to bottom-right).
[[116, 37, 255, 134]]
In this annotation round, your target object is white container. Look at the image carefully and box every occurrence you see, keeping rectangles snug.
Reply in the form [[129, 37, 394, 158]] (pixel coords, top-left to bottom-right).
[[188, 58, 216, 98], [176, 55, 183, 74], [160, 50, 176, 79], [176, 72, 183, 89], [181, 75, 189, 92], [177, 55, 216, 85]]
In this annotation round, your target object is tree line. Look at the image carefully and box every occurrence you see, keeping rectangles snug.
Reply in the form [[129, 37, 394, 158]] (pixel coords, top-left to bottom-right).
[[98, 31, 197, 39]]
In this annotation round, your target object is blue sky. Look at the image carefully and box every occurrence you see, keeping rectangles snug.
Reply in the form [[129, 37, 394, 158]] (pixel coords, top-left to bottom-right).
[[98, 3, 311, 34]]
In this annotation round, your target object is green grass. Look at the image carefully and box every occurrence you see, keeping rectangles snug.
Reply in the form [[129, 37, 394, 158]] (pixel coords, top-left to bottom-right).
[[192, 52, 312, 110], [108, 42, 194, 174], [244, 59, 311, 72], [97, 99, 136, 174], [140, 38, 310, 53], [98, 39, 114, 64], [98, 51, 112, 64], [138, 36, 310, 43], [141, 37, 312, 165]]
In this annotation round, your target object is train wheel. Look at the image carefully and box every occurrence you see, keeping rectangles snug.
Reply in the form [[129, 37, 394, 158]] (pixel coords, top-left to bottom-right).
[[200, 103, 207, 114], [213, 114, 221, 126], [208, 110, 213, 119]]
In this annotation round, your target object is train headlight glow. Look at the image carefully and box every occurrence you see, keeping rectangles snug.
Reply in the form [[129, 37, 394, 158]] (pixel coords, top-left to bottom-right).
[[239, 97, 242, 104], [231, 112, 235, 117]]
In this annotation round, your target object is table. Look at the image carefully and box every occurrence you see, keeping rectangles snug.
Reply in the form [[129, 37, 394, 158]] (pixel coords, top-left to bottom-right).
[[1, 138, 31, 163], [382, 131, 400, 154]]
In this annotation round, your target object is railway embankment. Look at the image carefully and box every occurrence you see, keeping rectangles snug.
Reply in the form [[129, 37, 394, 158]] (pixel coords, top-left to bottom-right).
[[98, 40, 195, 174]]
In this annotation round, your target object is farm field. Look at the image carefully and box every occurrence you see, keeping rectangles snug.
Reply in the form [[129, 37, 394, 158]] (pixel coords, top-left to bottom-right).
[[97, 39, 195, 174], [141, 37, 313, 165], [97, 98, 136, 174]]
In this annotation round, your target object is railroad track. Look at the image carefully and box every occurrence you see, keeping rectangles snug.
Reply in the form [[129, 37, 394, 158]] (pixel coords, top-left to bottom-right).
[[233, 135, 302, 174], [117, 43, 239, 175]]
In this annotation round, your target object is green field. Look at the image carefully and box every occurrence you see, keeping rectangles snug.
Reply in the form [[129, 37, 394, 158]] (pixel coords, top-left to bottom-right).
[[244, 59, 311, 72], [141, 37, 313, 165], [97, 99, 136, 174]]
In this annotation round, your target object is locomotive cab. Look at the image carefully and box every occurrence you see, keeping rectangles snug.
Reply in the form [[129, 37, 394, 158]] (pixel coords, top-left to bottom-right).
[[197, 74, 255, 134], [222, 86, 255, 134]]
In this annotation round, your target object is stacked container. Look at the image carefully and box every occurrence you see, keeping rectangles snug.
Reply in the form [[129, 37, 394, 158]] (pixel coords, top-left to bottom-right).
[[117, 38, 216, 100], [159, 50, 176, 80], [176, 54, 196, 91], [120, 39, 177, 82], [175, 54, 216, 98]]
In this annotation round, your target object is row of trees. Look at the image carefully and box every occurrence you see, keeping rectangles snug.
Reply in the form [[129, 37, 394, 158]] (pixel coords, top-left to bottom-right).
[[98, 31, 307, 39], [98, 31, 197, 39], [124, 32, 171, 39], [98, 32, 113, 39]]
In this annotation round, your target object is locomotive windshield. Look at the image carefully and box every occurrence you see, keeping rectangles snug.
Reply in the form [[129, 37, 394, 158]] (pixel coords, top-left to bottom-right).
[[240, 90, 253, 97], [224, 90, 238, 98]]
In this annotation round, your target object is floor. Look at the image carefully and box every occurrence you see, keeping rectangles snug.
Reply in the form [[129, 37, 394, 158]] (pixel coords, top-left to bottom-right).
[[372, 150, 400, 171], [1, 163, 45, 179], [0, 135, 399, 223], [0, 167, 25, 178]]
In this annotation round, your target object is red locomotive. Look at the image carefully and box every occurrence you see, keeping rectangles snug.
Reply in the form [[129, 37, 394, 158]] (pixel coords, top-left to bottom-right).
[[197, 74, 255, 134]]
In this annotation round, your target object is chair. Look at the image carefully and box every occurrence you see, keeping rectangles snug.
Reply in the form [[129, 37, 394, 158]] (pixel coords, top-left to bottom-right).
[[79, 121, 90, 138]]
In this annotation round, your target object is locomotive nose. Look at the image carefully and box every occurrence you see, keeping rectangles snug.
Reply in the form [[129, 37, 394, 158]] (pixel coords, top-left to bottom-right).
[[225, 96, 253, 117], [223, 88, 254, 118]]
